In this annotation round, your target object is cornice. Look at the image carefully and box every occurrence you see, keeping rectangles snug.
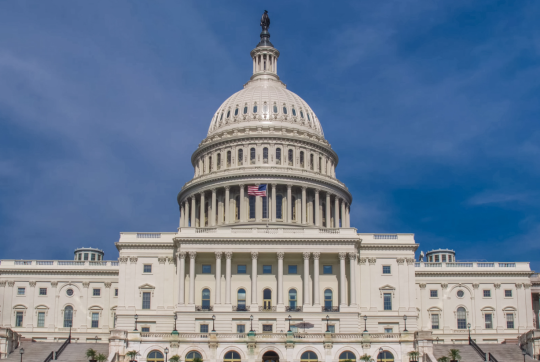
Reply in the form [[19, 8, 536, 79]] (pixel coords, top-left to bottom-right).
[[115, 243, 175, 251], [359, 244, 419, 252], [175, 238, 360, 246], [415, 271, 534, 278], [0, 269, 118, 276]]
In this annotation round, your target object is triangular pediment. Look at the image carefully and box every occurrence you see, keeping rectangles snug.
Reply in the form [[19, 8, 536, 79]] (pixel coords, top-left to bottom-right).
[[138, 283, 155, 290]]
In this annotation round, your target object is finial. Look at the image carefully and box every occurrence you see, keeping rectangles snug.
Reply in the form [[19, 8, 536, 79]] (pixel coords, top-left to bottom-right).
[[257, 10, 273, 48]]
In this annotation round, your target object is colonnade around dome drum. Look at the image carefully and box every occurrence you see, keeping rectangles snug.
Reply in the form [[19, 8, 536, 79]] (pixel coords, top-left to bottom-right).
[[179, 184, 351, 228]]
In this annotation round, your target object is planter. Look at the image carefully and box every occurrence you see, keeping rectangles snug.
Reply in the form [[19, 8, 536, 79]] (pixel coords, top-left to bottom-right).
[[450, 360, 458, 362]]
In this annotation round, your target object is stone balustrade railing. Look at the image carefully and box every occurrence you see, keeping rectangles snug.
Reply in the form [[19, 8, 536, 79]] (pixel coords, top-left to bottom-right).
[[178, 227, 359, 236], [0, 260, 120, 267], [414, 261, 529, 270]]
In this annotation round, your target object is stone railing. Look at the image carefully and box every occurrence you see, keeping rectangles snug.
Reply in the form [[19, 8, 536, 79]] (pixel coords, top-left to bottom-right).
[[179, 227, 358, 236], [415, 261, 528, 271], [0, 260, 120, 268]]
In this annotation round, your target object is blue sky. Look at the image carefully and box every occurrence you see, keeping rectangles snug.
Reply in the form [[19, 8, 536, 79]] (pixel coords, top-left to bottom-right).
[[1, 1, 539, 270]]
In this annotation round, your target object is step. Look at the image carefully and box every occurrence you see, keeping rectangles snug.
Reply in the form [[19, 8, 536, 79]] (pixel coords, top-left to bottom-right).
[[477, 344, 536, 362], [433, 344, 485, 362], [55, 343, 109, 362], [4, 342, 63, 362]]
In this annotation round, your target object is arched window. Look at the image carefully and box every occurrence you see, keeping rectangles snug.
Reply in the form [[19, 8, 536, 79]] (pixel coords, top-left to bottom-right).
[[376, 351, 394, 362], [204, 202, 209, 226], [322, 203, 326, 226], [63, 306, 73, 328], [250, 148, 256, 164], [234, 107, 239, 116], [220, 113, 224, 121], [310, 154, 314, 170], [263, 289, 272, 310], [217, 154, 221, 170], [292, 196, 297, 221], [235, 195, 240, 221], [300, 151, 304, 167], [253, 104, 258, 113], [263, 351, 279, 362], [288, 289, 297, 308], [276, 195, 283, 219], [276, 148, 281, 164], [292, 107, 297, 116], [147, 351, 165, 362], [300, 111, 304, 119], [227, 110, 230, 118], [457, 307, 467, 329], [202, 289, 211, 310], [319, 157, 322, 172], [273, 104, 278, 113], [283, 106, 288, 114], [262, 196, 268, 219], [237, 289, 246, 311], [227, 151, 231, 167], [288, 150, 293, 166], [300, 351, 317, 362], [324, 289, 332, 309], [339, 352, 355, 362], [186, 351, 203, 362], [224, 351, 241, 362], [307, 113, 311, 122], [263, 147, 268, 163], [244, 105, 248, 114], [238, 149, 243, 166], [249, 195, 256, 219], [208, 156, 212, 172]]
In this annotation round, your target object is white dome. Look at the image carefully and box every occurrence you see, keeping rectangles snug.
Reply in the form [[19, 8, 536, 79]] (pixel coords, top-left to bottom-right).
[[207, 78, 324, 137]]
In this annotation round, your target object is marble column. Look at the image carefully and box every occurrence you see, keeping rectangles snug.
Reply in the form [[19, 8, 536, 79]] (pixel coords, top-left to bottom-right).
[[313, 252, 320, 306], [239, 184, 245, 222], [200, 192, 206, 227], [189, 252, 197, 304], [349, 253, 357, 306], [211, 189, 217, 226], [178, 252, 186, 305], [180, 204, 184, 228], [334, 197, 340, 228], [301, 186, 307, 224], [185, 200, 190, 227], [271, 184, 277, 222], [339, 252, 347, 307], [326, 193, 331, 228], [346, 205, 350, 228], [277, 252, 284, 306], [315, 190, 320, 227], [191, 196, 196, 228], [341, 200, 346, 228], [251, 252, 258, 306], [215, 252, 222, 305], [303, 252, 311, 306], [287, 184, 292, 223], [224, 186, 230, 224], [225, 252, 232, 305]]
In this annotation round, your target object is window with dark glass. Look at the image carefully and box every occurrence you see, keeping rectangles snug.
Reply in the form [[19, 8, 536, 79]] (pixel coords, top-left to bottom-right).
[[142, 327, 150, 332], [235, 195, 240, 221], [238, 149, 243, 165], [63, 306, 73, 327], [262, 324, 273, 332], [300, 151, 304, 167], [237, 265, 247, 274], [263, 265, 272, 274], [382, 265, 391, 274], [227, 110, 230, 118], [37, 312, 45, 327], [237, 324, 245, 332], [431, 314, 439, 329], [237, 289, 246, 310], [91, 253, 96, 261], [291, 196, 296, 221], [93, 288, 101, 296], [202, 288, 211, 309], [310, 154, 314, 170], [483, 290, 491, 297], [227, 151, 231, 167], [253, 104, 258, 113], [235, 108, 239, 116], [16, 312, 23, 327], [250, 148, 256, 164], [144, 264, 152, 273], [485, 313, 493, 329], [442, 255, 447, 262], [263, 147, 268, 163], [249, 195, 256, 219], [263, 289, 272, 310], [300, 111, 304, 118], [142, 292, 151, 309], [276, 195, 283, 219], [324, 289, 332, 308], [300, 351, 317, 362], [457, 307, 467, 329], [220, 113, 223, 121], [262, 196, 268, 219], [323, 265, 332, 274], [283, 106, 287, 114], [505, 290, 513, 297], [288, 289, 297, 308], [288, 149, 293, 166], [224, 351, 241, 362], [288, 265, 297, 274], [430, 290, 438, 298], [39, 288, 47, 296], [200, 324, 209, 332], [217, 153, 221, 169], [91, 312, 99, 328], [506, 313, 514, 328], [292, 108, 297, 116], [202, 265, 211, 274], [276, 148, 281, 164], [115, 289, 118, 297], [383, 293, 392, 310], [273, 105, 278, 113]]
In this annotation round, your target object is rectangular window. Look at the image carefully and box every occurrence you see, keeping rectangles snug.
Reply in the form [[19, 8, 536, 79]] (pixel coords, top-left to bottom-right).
[[91, 313, 99, 328], [142, 292, 151, 309], [485, 314, 493, 329], [328, 325, 335, 333], [430, 290, 438, 298], [435, 255, 439, 262], [505, 290, 512, 297], [91, 253, 96, 261], [448, 255, 453, 262], [93, 289, 101, 296], [382, 266, 391, 274], [249, 195, 256, 219], [84, 253, 89, 260], [143, 264, 152, 273], [383, 293, 392, 310], [37, 312, 45, 327], [39, 288, 47, 296], [237, 324, 245, 333], [115, 289, 119, 297], [483, 290, 491, 298], [237, 265, 247, 274], [442, 255, 447, 262], [276, 195, 283, 219], [384, 328, 393, 333], [431, 314, 439, 329], [506, 313, 514, 329], [202, 265, 212, 274], [263, 265, 272, 274], [262, 196, 268, 219], [200, 324, 209, 333], [262, 324, 273, 332], [288, 265, 297, 274], [17, 287, 25, 296], [142, 327, 150, 332], [15, 312, 23, 327], [323, 265, 332, 274]]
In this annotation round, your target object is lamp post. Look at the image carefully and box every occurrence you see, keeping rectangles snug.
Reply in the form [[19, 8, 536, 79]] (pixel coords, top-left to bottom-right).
[[467, 323, 471, 340], [173, 313, 177, 333], [287, 315, 292, 333], [19, 348, 24, 362], [250, 315, 254, 332], [378, 347, 383, 362], [363, 315, 368, 333], [326, 315, 330, 332], [522, 348, 526, 362], [436, 337, 439, 344], [165, 347, 169, 362], [403, 315, 408, 332], [134, 314, 138, 331], [95, 335, 98, 343], [212, 315, 216, 332]]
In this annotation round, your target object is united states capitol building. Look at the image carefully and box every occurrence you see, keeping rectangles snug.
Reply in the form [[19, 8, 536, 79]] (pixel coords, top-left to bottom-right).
[[1, 13, 539, 362]]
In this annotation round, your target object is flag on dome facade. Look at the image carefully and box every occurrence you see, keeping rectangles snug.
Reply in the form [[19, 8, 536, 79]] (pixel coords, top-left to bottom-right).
[[248, 184, 267, 197]]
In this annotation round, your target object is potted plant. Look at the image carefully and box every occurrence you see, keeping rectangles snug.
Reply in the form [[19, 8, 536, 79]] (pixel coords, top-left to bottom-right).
[[449, 349, 461, 362], [86, 348, 97, 362], [408, 351, 420, 362], [359, 354, 373, 362], [169, 356, 181, 362], [126, 350, 138, 362], [437, 357, 448, 362], [96, 354, 107, 362]]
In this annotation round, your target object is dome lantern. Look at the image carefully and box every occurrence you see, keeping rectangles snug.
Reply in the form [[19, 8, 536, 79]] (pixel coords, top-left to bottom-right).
[[250, 10, 280, 81]]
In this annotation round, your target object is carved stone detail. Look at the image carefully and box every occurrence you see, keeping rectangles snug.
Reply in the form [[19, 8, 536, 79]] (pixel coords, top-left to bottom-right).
[[129, 256, 138, 263], [524, 283, 531, 289], [406, 258, 416, 265], [368, 257, 377, 265], [158, 257, 167, 264], [303, 252, 311, 260], [359, 258, 367, 265], [119, 257, 129, 264], [178, 252, 187, 260], [348, 253, 357, 261], [104, 282, 112, 288], [516, 283, 523, 289], [494, 283, 501, 289], [51, 281, 58, 287], [215, 251, 223, 259], [419, 283, 426, 289], [0, 281, 6, 287], [312, 252, 320, 260], [338, 252, 347, 260], [396, 258, 405, 265], [277, 252, 284, 260], [225, 251, 233, 260], [170, 342, 179, 348], [167, 257, 175, 264], [441, 283, 448, 289], [29, 281, 36, 287], [251, 251, 259, 260], [189, 251, 197, 260], [472, 283, 479, 289], [8, 281, 14, 287], [82, 282, 90, 288]]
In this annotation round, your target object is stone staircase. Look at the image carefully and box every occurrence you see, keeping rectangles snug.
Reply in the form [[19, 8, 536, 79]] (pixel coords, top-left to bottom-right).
[[477, 344, 536, 362], [4, 341, 63, 361], [434, 344, 486, 362], [55, 343, 109, 362]]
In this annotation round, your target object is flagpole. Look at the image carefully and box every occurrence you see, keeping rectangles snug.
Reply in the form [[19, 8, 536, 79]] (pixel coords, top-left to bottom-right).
[[266, 184, 269, 227]]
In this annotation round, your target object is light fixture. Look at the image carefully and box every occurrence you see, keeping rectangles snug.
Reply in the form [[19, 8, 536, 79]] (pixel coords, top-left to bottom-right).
[[288, 315, 292, 333], [250, 315, 254, 332], [326, 315, 330, 332], [165, 347, 169, 362], [363, 315, 368, 333], [212, 315, 216, 332], [403, 315, 408, 332]]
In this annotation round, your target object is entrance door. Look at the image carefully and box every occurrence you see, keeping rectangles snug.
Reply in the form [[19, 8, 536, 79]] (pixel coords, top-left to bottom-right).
[[263, 351, 279, 362], [377, 351, 394, 362], [263, 289, 272, 310]]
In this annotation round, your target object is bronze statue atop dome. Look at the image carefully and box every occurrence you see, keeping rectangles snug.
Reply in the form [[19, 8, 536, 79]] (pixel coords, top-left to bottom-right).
[[257, 10, 273, 48], [260, 10, 270, 31]]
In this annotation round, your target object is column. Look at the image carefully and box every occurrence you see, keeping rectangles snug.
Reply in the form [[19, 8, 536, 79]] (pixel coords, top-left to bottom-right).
[[189, 252, 197, 305], [180, 204, 184, 228], [211, 189, 217, 226], [346, 205, 350, 228], [178, 252, 186, 305], [185, 200, 190, 227], [326, 193, 331, 228], [334, 197, 340, 228], [251, 252, 258, 306], [341, 201, 346, 228], [225, 252, 232, 305], [277, 252, 284, 306], [215, 252, 222, 304], [315, 190, 320, 227], [301, 186, 307, 224], [239, 184, 245, 222], [287, 184, 292, 223], [339, 252, 347, 307], [200, 192, 205, 227], [271, 184, 277, 222], [191, 196, 196, 228], [313, 252, 320, 306], [348, 253, 357, 306], [303, 252, 311, 306], [224, 186, 230, 224]]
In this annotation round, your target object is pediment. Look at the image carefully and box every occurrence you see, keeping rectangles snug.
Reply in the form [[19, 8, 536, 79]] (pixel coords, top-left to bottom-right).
[[138, 283, 155, 290]]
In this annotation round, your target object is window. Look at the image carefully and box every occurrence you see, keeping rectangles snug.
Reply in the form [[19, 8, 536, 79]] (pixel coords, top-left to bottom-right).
[[227, 151, 231, 167], [91, 312, 99, 328], [220, 113, 224, 121], [263, 265, 272, 274], [93, 289, 101, 296], [324, 289, 332, 309], [276, 148, 281, 164], [384, 328, 393, 333], [244, 106, 248, 114], [288, 265, 297, 274], [91, 254, 96, 261], [276, 195, 283, 219], [144, 264, 152, 273], [237, 324, 245, 333], [323, 265, 332, 274], [217, 153, 221, 169], [66, 289, 74, 296], [253, 104, 258, 113], [142, 292, 151, 309], [200, 324, 209, 332], [84, 253, 89, 260], [63, 306, 73, 327], [273, 105, 278, 113], [142, 327, 150, 332], [289, 289, 297, 308], [17, 287, 25, 295], [430, 290, 438, 298], [300, 351, 317, 362], [435, 255, 439, 262], [505, 290, 513, 297], [310, 154, 314, 170], [208, 156, 212, 172], [377, 351, 394, 362], [506, 313, 514, 329], [383, 293, 392, 310], [485, 313, 493, 329], [442, 255, 447, 262], [202, 265, 212, 274], [300, 151, 304, 167], [263, 324, 273, 332], [339, 352, 355, 362], [202, 288, 211, 309], [283, 106, 288, 114], [327, 325, 335, 333], [292, 107, 297, 116], [448, 255, 453, 262], [224, 351, 241, 362], [483, 290, 491, 298], [237, 289, 246, 310], [227, 110, 230, 118], [147, 351, 164, 362], [457, 290, 464, 298], [237, 265, 247, 274], [238, 149, 243, 165], [382, 266, 391, 274], [319, 157, 322, 172], [263, 289, 272, 310], [457, 307, 467, 329], [235, 107, 239, 116], [37, 312, 45, 327], [115, 289, 119, 297], [288, 149, 293, 166], [39, 288, 47, 296], [235, 195, 240, 221], [431, 314, 439, 329], [249, 195, 256, 219], [262, 196, 268, 219], [78, 254, 82, 260], [15, 312, 23, 327], [263, 147, 268, 163], [291, 196, 297, 221], [187, 351, 203, 362], [300, 111, 304, 118]]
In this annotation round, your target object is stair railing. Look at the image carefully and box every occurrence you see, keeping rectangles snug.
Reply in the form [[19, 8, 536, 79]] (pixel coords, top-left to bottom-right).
[[46, 328, 71, 361], [488, 353, 499, 362], [469, 336, 487, 361], [44, 351, 54, 362]]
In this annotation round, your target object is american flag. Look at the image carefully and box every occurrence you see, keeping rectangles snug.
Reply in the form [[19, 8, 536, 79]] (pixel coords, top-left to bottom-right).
[[247, 184, 267, 197]]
